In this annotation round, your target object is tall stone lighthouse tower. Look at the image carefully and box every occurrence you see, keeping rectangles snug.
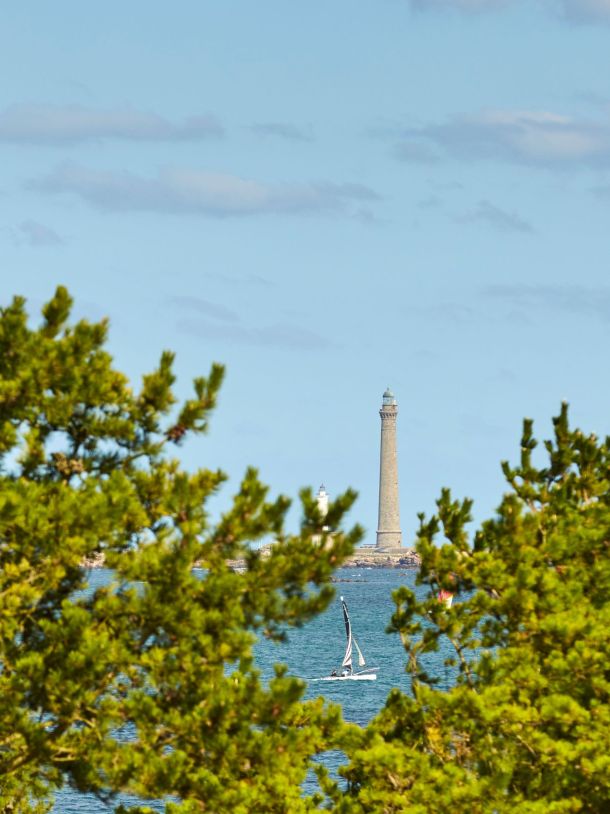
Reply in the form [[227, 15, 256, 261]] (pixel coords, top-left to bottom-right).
[[376, 388, 402, 549]]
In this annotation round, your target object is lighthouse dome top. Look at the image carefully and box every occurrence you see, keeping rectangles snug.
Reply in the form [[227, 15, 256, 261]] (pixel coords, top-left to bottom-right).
[[382, 387, 396, 405]]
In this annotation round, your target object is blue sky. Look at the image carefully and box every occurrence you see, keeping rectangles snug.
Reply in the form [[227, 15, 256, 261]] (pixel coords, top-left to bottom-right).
[[2, 0, 610, 543]]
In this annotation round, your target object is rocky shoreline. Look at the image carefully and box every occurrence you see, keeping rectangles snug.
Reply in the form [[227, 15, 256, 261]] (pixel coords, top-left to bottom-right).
[[83, 547, 421, 571], [225, 547, 421, 572], [340, 549, 420, 569]]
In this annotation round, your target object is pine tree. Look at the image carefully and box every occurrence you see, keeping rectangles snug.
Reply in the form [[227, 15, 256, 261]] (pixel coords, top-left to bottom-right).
[[0, 287, 362, 813], [5, 286, 610, 813], [330, 406, 610, 813]]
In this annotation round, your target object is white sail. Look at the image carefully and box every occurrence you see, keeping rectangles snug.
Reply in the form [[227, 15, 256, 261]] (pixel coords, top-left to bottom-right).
[[341, 637, 353, 669], [354, 638, 366, 668], [341, 596, 353, 669]]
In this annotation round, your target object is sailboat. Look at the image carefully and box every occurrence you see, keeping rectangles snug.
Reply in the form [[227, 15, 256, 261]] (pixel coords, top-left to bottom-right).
[[314, 596, 378, 681]]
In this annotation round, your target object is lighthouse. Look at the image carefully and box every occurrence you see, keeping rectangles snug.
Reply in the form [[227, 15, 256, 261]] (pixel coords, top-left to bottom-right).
[[316, 484, 329, 517], [376, 388, 402, 549]]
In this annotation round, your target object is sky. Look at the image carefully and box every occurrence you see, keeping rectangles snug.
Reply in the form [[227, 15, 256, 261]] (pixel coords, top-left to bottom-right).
[[2, 0, 610, 545]]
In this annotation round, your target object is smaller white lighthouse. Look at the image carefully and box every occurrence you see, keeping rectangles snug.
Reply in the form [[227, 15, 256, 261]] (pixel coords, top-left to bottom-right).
[[314, 484, 331, 541], [316, 484, 329, 517]]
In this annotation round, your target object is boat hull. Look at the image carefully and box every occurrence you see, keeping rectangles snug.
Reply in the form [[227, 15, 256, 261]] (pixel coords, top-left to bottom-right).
[[311, 668, 379, 682]]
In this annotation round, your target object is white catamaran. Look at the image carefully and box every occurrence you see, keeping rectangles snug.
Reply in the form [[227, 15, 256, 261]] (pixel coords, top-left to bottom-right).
[[314, 596, 378, 681]]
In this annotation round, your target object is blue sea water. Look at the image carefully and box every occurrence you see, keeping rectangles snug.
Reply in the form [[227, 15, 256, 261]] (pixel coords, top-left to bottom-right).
[[52, 567, 452, 812]]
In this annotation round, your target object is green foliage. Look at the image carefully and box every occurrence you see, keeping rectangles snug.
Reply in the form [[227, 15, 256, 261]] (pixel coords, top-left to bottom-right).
[[335, 404, 610, 813], [0, 288, 363, 813], [4, 286, 609, 813]]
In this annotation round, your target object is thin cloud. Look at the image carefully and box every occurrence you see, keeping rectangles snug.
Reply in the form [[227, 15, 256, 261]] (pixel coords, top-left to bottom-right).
[[418, 195, 443, 209], [178, 318, 332, 350], [394, 140, 440, 164], [169, 293, 332, 350], [410, 0, 509, 10], [13, 219, 64, 247], [169, 296, 239, 323], [0, 104, 224, 144], [395, 109, 610, 168], [559, 0, 610, 23], [403, 302, 475, 324], [351, 207, 383, 225], [30, 163, 380, 218], [484, 284, 610, 321], [409, 0, 610, 22], [249, 122, 314, 142], [592, 182, 610, 198], [455, 200, 534, 233], [201, 272, 275, 288]]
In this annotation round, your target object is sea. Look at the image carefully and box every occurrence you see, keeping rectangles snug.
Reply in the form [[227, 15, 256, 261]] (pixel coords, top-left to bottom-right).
[[52, 566, 453, 812]]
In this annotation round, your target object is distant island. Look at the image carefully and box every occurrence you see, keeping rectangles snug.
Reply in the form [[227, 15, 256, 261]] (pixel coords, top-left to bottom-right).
[[340, 547, 420, 569], [224, 545, 420, 572], [82, 545, 420, 571]]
